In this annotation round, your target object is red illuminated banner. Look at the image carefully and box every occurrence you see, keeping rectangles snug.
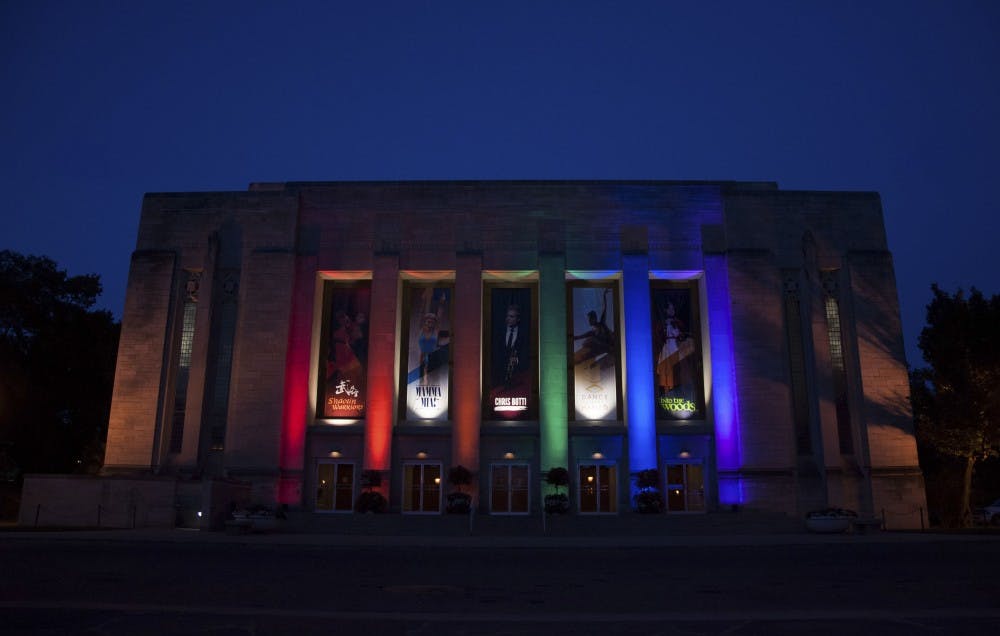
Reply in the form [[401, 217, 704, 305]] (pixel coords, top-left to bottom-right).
[[322, 284, 370, 418]]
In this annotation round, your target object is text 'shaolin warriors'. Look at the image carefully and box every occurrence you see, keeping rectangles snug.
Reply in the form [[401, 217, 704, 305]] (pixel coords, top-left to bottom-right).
[[405, 287, 451, 419], [571, 286, 618, 420], [651, 287, 703, 419], [488, 288, 532, 419], [323, 285, 370, 417]]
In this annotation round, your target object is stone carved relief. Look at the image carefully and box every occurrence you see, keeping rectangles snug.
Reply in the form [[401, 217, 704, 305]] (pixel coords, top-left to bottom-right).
[[185, 271, 202, 302]]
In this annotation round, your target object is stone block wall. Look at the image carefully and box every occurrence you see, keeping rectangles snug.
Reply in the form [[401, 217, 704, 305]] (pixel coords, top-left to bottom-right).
[[19, 474, 176, 528], [103, 250, 177, 470]]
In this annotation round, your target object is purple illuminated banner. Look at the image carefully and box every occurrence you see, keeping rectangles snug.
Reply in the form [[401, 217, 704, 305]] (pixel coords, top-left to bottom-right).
[[651, 285, 704, 419], [486, 287, 533, 420], [571, 284, 618, 420], [322, 284, 371, 418], [404, 286, 452, 420]]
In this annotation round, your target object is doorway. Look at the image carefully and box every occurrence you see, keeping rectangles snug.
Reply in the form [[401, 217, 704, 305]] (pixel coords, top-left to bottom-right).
[[578, 463, 617, 513], [402, 462, 442, 513], [316, 462, 355, 512], [664, 462, 705, 512], [490, 463, 530, 514]]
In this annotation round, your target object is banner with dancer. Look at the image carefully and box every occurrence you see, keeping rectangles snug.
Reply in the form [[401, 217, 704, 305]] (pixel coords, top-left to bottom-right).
[[405, 286, 452, 420], [570, 285, 618, 420], [486, 287, 532, 420], [651, 286, 704, 420], [322, 284, 371, 418]]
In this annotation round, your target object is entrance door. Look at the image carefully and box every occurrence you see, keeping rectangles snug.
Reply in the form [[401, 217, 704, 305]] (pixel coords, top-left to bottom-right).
[[402, 463, 442, 513], [664, 462, 705, 512], [490, 464, 530, 514], [316, 462, 355, 512], [578, 463, 617, 513]]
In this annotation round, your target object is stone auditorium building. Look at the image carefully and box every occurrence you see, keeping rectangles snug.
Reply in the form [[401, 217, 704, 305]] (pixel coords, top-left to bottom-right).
[[22, 180, 928, 529]]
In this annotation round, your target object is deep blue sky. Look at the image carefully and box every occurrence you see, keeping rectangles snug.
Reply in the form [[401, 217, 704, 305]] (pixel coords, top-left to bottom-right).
[[3, 1, 997, 367]]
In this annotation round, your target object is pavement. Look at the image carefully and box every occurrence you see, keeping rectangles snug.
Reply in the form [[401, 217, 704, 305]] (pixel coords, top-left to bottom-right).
[[2, 520, 997, 548]]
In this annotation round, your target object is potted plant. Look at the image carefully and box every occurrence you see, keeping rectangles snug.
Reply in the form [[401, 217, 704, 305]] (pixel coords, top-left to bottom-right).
[[446, 465, 473, 514], [633, 468, 663, 514], [355, 469, 387, 513], [544, 467, 570, 514], [805, 507, 857, 533]]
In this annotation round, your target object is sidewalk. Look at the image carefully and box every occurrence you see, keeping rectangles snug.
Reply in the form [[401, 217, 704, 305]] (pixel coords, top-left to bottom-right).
[[2, 519, 996, 548]]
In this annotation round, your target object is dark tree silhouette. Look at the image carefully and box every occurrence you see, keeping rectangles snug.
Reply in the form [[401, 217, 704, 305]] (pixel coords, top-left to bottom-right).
[[911, 284, 1000, 526], [0, 251, 119, 479]]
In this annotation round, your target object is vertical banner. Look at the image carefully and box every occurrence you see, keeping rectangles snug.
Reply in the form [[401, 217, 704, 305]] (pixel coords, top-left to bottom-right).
[[651, 286, 704, 419], [487, 287, 532, 420], [322, 284, 371, 417], [571, 285, 618, 420], [405, 286, 452, 420]]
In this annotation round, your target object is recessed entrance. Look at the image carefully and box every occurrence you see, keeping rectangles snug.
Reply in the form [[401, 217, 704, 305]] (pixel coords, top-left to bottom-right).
[[578, 463, 617, 513], [316, 462, 355, 512], [402, 462, 442, 513], [664, 462, 705, 512], [490, 463, 529, 514]]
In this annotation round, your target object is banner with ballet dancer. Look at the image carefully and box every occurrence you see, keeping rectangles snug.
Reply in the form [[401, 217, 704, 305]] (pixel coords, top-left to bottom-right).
[[570, 285, 619, 421], [405, 286, 452, 420], [651, 286, 704, 420], [322, 284, 371, 418]]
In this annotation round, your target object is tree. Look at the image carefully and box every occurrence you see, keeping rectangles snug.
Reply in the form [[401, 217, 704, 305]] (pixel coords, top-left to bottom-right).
[[911, 284, 1000, 526], [446, 465, 473, 514], [0, 251, 119, 479], [543, 467, 570, 514]]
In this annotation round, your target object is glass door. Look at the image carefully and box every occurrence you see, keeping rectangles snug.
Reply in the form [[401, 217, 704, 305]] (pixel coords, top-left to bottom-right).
[[316, 462, 355, 512], [578, 463, 617, 513], [490, 464, 530, 514], [402, 463, 442, 513], [664, 462, 705, 512]]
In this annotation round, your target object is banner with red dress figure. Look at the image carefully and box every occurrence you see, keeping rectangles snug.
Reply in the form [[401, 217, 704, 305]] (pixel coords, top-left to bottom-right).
[[322, 284, 371, 418], [404, 286, 451, 420], [651, 286, 704, 420]]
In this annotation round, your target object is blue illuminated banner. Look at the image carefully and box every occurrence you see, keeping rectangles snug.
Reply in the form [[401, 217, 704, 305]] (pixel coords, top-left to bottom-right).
[[651, 285, 704, 420]]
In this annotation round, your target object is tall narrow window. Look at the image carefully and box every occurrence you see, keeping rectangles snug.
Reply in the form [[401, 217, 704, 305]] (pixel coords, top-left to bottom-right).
[[783, 271, 812, 455], [822, 271, 854, 454], [203, 271, 239, 452], [169, 272, 200, 453]]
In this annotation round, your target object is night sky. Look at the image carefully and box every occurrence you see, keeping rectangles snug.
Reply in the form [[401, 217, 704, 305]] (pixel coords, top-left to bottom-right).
[[3, 1, 997, 368]]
